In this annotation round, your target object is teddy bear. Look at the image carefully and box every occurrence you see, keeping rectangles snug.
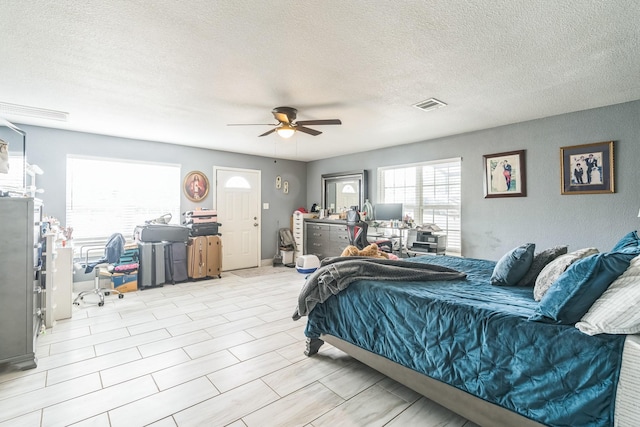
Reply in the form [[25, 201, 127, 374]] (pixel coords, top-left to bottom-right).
[[340, 243, 399, 260]]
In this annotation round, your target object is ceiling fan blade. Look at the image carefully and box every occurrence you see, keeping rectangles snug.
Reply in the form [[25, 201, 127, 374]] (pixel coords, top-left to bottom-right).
[[258, 128, 277, 137], [273, 112, 291, 124], [227, 123, 276, 126], [296, 119, 342, 126], [296, 126, 322, 136]]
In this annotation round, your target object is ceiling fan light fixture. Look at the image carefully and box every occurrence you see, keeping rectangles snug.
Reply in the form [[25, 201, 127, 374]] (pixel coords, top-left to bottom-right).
[[276, 124, 295, 138]]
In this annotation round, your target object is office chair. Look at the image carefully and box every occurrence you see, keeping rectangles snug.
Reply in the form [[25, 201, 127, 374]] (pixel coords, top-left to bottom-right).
[[346, 209, 393, 253], [73, 233, 126, 307]]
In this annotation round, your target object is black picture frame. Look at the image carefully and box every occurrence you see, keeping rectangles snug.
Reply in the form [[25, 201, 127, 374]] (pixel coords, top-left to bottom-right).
[[483, 150, 527, 198]]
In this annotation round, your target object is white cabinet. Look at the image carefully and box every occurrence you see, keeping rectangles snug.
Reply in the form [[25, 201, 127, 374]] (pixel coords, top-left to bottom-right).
[[292, 212, 318, 261], [42, 233, 73, 328], [55, 247, 73, 320], [292, 211, 305, 261]]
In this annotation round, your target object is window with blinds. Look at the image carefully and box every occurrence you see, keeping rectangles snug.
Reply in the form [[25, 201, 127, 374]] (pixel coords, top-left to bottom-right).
[[66, 156, 181, 244], [379, 158, 461, 253]]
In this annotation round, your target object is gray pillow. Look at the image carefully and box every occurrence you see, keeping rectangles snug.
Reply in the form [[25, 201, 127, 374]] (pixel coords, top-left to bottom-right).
[[491, 243, 535, 286], [516, 245, 568, 287], [533, 247, 599, 301]]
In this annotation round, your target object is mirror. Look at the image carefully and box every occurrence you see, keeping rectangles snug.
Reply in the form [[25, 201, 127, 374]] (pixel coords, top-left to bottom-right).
[[321, 170, 367, 214]]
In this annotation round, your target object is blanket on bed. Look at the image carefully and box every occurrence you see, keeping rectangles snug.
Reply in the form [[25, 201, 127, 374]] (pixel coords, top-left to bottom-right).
[[292, 256, 466, 320], [304, 255, 626, 427]]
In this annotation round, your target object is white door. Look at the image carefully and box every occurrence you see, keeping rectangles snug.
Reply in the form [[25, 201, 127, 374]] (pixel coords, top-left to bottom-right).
[[215, 167, 261, 270]]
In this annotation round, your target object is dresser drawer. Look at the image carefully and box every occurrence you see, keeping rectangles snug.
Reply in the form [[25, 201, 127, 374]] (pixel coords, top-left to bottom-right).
[[330, 226, 349, 244]]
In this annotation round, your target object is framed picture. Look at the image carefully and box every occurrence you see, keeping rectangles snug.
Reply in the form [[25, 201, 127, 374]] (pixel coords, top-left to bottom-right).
[[483, 150, 527, 198], [183, 170, 209, 202], [560, 141, 614, 195]]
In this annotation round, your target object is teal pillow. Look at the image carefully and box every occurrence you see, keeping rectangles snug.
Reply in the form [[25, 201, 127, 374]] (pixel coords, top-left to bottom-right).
[[611, 231, 640, 252], [529, 251, 637, 324], [491, 243, 535, 286]]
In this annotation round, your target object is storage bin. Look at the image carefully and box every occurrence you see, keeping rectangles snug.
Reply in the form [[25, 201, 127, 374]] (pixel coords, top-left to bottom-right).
[[281, 250, 294, 264], [296, 255, 320, 274], [111, 272, 138, 293]]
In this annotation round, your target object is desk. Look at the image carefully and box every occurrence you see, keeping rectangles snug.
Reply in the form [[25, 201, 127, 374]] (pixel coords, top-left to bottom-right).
[[369, 225, 411, 256]]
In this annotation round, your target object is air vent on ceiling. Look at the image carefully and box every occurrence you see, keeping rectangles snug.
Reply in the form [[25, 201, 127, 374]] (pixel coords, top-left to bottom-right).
[[413, 98, 447, 112], [0, 102, 69, 122]]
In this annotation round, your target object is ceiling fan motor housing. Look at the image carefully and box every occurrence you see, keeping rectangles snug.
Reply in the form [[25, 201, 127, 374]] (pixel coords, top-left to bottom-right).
[[272, 106, 297, 122]]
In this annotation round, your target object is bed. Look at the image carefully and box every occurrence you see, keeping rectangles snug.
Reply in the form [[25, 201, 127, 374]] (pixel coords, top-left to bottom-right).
[[294, 234, 640, 427]]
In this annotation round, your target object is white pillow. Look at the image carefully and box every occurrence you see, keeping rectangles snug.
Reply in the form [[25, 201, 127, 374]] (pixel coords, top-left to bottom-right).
[[533, 247, 599, 301], [576, 255, 640, 335]]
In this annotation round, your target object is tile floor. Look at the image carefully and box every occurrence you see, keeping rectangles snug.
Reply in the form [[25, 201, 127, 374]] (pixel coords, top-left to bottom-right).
[[0, 266, 478, 427]]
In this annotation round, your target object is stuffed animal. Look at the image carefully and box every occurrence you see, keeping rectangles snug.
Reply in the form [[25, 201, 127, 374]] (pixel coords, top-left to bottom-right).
[[340, 243, 399, 260]]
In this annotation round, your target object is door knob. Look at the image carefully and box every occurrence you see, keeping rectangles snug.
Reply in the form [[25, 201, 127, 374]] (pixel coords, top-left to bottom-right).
[[254, 223, 259, 227]]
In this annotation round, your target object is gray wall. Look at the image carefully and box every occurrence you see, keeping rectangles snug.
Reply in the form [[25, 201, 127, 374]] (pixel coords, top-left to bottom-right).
[[15, 99, 640, 263], [308, 100, 640, 260], [21, 125, 307, 260]]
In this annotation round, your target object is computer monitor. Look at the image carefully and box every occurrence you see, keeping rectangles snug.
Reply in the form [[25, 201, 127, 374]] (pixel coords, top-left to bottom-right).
[[374, 203, 403, 221]]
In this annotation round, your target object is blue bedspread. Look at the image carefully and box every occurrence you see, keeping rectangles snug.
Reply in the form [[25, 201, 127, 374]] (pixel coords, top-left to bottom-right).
[[304, 256, 626, 426]]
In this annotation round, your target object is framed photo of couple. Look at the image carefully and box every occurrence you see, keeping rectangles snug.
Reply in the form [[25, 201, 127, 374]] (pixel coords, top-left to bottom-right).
[[560, 141, 614, 195], [483, 150, 527, 198]]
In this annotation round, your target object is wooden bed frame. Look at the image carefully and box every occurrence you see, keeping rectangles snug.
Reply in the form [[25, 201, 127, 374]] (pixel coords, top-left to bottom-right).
[[306, 336, 544, 427]]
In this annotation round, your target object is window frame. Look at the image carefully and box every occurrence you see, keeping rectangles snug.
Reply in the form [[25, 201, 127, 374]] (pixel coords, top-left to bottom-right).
[[378, 157, 461, 254], [66, 155, 181, 247]]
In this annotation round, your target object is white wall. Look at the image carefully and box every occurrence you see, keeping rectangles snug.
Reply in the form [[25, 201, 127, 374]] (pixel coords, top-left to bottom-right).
[[307, 100, 640, 260]]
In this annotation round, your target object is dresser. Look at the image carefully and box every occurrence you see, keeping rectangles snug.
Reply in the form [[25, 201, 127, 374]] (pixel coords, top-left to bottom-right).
[[303, 219, 350, 259], [0, 197, 43, 370]]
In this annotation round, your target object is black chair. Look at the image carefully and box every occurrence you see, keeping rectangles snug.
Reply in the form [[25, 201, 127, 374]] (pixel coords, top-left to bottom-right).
[[346, 209, 393, 253]]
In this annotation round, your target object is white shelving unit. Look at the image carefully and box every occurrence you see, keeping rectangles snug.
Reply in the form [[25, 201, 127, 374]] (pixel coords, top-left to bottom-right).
[[42, 233, 73, 328]]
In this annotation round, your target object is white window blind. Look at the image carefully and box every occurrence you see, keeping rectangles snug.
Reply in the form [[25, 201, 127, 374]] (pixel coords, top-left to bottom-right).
[[379, 158, 461, 253], [66, 156, 180, 243]]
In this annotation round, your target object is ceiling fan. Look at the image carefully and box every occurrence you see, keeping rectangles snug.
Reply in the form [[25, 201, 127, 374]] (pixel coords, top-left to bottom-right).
[[228, 106, 342, 138]]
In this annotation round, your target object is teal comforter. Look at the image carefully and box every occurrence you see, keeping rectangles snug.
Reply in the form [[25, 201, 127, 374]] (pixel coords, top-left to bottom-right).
[[304, 256, 625, 426]]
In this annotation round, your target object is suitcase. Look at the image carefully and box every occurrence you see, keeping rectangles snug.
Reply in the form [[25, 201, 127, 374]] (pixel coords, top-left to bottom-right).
[[134, 224, 190, 243], [183, 216, 218, 225], [183, 209, 217, 218], [187, 237, 208, 279], [138, 242, 166, 289], [187, 222, 220, 237], [165, 242, 188, 284], [206, 235, 222, 278], [182, 209, 218, 224]]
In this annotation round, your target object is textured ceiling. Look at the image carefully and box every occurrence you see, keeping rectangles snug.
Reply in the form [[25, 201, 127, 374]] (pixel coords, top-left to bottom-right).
[[1, 1, 639, 161]]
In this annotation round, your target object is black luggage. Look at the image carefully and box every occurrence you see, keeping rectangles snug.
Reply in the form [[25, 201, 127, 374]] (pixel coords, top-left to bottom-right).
[[187, 222, 221, 237], [134, 224, 190, 243], [165, 242, 188, 284], [138, 242, 166, 289]]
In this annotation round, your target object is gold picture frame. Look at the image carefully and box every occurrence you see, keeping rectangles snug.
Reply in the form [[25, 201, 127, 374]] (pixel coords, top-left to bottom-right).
[[183, 170, 209, 202], [560, 141, 614, 195]]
